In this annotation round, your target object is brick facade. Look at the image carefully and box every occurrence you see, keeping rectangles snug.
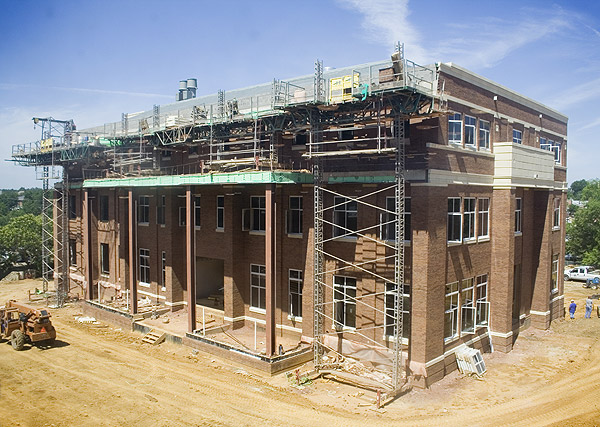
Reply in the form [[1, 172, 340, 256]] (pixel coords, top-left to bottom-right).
[[53, 61, 567, 387]]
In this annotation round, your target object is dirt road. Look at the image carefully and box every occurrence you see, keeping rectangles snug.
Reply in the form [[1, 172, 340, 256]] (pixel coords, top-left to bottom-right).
[[0, 279, 599, 426]]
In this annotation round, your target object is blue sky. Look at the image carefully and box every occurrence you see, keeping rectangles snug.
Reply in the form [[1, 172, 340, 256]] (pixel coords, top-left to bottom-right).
[[1, 0, 598, 188]]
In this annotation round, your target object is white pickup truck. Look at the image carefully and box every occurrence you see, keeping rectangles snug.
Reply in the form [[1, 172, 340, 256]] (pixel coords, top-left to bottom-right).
[[564, 266, 600, 282]]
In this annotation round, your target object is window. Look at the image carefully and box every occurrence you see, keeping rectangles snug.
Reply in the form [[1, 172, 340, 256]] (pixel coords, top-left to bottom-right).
[[515, 198, 522, 233], [448, 113, 462, 144], [250, 264, 266, 310], [340, 128, 354, 141], [333, 197, 358, 237], [447, 198, 462, 242], [334, 276, 356, 328], [478, 198, 490, 239], [289, 269, 303, 318], [69, 239, 77, 266], [542, 139, 561, 163], [179, 206, 186, 227], [464, 116, 476, 146], [139, 196, 150, 224], [251, 196, 266, 232], [99, 195, 109, 222], [188, 145, 199, 156], [460, 278, 475, 334], [512, 129, 522, 144], [287, 196, 303, 235], [463, 198, 476, 241], [294, 132, 307, 146], [404, 198, 411, 241], [446, 277, 487, 340], [479, 120, 490, 149], [475, 274, 488, 327], [68, 195, 77, 219], [385, 283, 410, 339], [139, 248, 150, 285], [157, 195, 166, 225], [216, 196, 224, 230], [161, 251, 167, 291], [444, 281, 459, 340], [552, 142, 561, 164], [551, 254, 559, 293], [162, 150, 172, 159], [382, 197, 411, 242], [100, 243, 109, 275], [553, 198, 560, 229], [194, 196, 201, 229]]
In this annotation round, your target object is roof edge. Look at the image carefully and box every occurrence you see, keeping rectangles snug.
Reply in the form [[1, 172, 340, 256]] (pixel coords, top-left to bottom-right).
[[439, 62, 568, 123]]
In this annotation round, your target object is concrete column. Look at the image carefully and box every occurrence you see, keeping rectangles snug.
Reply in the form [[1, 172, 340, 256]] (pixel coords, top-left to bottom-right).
[[83, 189, 93, 300], [128, 189, 137, 314], [265, 184, 276, 356], [186, 186, 196, 332]]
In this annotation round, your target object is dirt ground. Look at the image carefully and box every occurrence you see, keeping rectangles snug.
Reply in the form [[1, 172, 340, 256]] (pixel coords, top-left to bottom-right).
[[1, 279, 600, 426]]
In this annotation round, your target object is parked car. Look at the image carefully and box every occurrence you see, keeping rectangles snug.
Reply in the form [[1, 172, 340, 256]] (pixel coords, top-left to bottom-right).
[[564, 266, 600, 282], [565, 253, 578, 263]]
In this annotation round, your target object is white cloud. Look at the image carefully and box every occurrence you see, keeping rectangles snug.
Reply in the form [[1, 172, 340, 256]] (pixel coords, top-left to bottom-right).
[[336, 0, 429, 63], [587, 25, 600, 38], [437, 11, 573, 69], [336, 1, 576, 69], [576, 115, 600, 132], [0, 83, 172, 99], [547, 77, 600, 110]]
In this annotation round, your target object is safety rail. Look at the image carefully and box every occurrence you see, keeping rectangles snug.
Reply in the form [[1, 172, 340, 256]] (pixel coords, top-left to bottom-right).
[[11, 57, 438, 162]]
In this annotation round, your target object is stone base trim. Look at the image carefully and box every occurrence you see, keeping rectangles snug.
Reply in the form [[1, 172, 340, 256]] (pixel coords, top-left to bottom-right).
[[530, 310, 550, 316], [224, 315, 302, 334]]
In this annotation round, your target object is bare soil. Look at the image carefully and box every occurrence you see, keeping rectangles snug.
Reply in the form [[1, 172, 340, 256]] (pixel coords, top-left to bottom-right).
[[1, 279, 599, 426]]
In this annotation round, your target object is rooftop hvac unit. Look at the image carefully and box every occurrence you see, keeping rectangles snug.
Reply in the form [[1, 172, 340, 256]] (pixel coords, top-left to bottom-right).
[[176, 78, 197, 101], [455, 347, 486, 377]]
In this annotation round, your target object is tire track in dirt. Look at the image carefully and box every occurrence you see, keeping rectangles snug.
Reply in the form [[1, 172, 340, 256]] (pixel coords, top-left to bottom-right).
[[2, 279, 600, 426], [1, 311, 369, 427]]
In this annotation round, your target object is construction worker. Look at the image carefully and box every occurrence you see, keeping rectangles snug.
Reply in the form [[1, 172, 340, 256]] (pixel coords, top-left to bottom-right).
[[585, 296, 594, 319], [569, 300, 577, 319]]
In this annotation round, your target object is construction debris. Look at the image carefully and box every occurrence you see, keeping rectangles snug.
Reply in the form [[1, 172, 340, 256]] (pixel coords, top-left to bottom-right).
[[141, 330, 166, 345], [455, 347, 486, 377]]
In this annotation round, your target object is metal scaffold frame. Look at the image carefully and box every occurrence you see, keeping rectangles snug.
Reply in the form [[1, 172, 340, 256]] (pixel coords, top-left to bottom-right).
[[33, 117, 72, 307], [40, 170, 69, 306], [11, 44, 437, 180], [310, 44, 412, 394], [11, 44, 436, 369], [311, 122, 407, 392], [392, 113, 406, 389]]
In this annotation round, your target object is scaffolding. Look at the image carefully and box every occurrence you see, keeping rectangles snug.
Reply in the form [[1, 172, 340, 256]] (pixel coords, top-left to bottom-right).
[[309, 44, 417, 394], [10, 44, 438, 389], [32, 118, 72, 307], [310, 118, 408, 392]]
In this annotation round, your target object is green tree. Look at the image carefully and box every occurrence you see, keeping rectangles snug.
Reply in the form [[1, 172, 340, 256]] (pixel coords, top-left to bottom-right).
[[566, 179, 600, 266], [0, 188, 43, 226], [21, 188, 43, 216], [580, 179, 600, 201], [0, 214, 42, 277], [569, 179, 588, 200]]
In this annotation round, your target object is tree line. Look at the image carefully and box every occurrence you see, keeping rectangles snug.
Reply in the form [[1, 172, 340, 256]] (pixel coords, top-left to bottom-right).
[[566, 179, 600, 266], [0, 188, 43, 279]]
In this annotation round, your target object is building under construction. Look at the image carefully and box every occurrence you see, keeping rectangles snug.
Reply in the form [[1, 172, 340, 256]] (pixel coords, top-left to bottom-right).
[[11, 45, 567, 390]]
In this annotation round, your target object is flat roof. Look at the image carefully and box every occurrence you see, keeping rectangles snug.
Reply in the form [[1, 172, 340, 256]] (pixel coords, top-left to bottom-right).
[[439, 62, 568, 123]]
